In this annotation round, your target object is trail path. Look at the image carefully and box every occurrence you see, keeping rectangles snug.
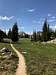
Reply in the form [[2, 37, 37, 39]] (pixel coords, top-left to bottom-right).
[[10, 44, 27, 75]]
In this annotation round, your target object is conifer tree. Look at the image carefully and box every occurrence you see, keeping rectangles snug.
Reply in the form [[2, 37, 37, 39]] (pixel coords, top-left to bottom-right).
[[42, 19, 48, 41], [11, 22, 19, 42]]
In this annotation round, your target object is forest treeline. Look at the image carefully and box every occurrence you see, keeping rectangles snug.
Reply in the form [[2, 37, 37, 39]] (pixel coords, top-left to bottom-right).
[[0, 19, 56, 42]]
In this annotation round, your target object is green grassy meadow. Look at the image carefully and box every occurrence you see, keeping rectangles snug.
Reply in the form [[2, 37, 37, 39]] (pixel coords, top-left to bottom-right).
[[0, 43, 19, 75], [14, 38, 56, 75]]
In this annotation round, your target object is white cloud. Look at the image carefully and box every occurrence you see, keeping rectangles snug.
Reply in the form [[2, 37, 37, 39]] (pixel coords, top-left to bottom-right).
[[48, 19, 54, 22], [51, 16, 56, 19], [6, 29, 9, 34], [48, 19, 56, 23], [48, 14, 51, 17], [50, 25, 56, 31], [55, 26, 56, 29], [27, 9, 35, 12], [47, 13, 56, 19], [0, 16, 14, 21], [47, 14, 56, 23]]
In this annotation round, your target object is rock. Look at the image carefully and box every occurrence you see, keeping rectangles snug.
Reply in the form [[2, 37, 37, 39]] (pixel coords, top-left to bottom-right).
[[2, 53, 5, 55], [0, 48, 6, 52], [1, 48, 11, 53]]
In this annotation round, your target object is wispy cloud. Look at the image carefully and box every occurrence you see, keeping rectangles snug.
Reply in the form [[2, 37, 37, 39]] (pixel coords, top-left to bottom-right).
[[33, 20, 42, 25], [27, 9, 35, 12], [48, 19, 56, 22], [48, 14, 51, 17], [51, 16, 56, 19], [47, 14, 56, 22], [48, 16, 56, 23], [33, 18, 45, 25], [48, 13, 56, 19], [0, 16, 14, 21], [33, 20, 38, 23]]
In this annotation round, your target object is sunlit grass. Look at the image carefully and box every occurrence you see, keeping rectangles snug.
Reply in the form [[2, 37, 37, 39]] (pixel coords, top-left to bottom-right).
[[14, 38, 56, 75]]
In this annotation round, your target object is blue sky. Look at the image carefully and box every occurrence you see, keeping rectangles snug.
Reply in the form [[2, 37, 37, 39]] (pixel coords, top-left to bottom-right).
[[0, 0, 56, 34]]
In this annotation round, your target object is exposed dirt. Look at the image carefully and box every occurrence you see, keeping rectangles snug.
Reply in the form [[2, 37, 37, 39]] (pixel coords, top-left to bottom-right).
[[11, 44, 27, 75]]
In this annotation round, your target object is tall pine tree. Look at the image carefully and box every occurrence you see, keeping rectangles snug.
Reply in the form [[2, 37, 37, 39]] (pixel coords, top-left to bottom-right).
[[47, 24, 50, 40], [11, 22, 19, 42], [33, 31, 37, 41], [42, 19, 48, 41], [8, 28, 12, 39]]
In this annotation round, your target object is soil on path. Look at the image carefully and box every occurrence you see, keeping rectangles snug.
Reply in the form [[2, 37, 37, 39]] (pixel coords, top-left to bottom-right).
[[10, 44, 27, 75]]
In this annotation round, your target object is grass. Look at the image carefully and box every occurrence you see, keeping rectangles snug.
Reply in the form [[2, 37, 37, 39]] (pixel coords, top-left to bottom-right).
[[14, 38, 56, 75], [0, 42, 19, 75]]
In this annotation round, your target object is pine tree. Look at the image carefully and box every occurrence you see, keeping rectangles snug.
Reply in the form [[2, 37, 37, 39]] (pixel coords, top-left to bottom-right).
[[47, 24, 51, 40], [0, 29, 7, 42], [33, 31, 37, 41], [11, 22, 19, 42], [8, 28, 12, 39], [42, 19, 48, 41], [55, 29, 56, 38], [36, 32, 41, 41]]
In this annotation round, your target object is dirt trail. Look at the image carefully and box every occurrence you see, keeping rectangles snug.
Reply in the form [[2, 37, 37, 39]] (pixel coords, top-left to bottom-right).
[[10, 44, 27, 75]]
